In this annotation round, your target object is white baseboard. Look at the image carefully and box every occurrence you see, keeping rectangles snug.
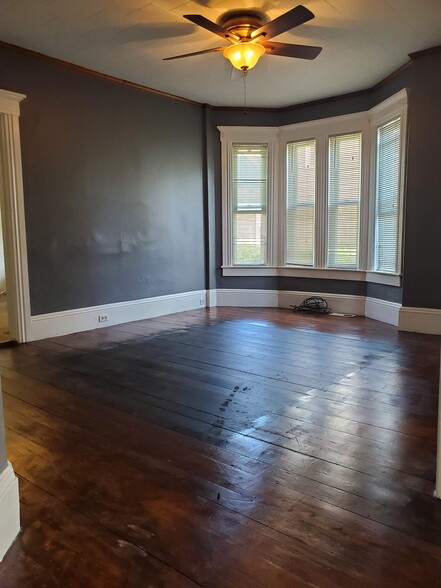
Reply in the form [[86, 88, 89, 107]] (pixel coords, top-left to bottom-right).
[[0, 462, 20, 562], [29, 290, 207, 341], [216, 288, 365, 315], [278, 290, 366, 315], [399, 306, 441, 335], [206, 289, 218, 308], [365, 297, 401, 326], [216, 289, 279, 307], [28, 288, 440, 341]]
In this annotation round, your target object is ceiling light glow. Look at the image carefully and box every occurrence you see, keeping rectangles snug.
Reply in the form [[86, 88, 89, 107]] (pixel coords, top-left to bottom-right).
[[223, 42, 265, 71]]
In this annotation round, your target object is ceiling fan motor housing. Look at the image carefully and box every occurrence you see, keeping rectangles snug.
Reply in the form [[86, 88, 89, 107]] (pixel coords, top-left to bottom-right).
[[220, 12, 265, 40]]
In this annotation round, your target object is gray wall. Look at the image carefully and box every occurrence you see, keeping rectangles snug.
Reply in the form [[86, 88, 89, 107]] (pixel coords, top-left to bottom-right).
[[207, 52, 441, 308], [0, 43, 439, 315], [0, 45, 206, 315], [400, 52, 441, 309]]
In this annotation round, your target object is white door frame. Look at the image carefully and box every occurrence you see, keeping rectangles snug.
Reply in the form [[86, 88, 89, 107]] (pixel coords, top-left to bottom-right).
[[0, 89, 31, 343], [437, 348, 441, 499]]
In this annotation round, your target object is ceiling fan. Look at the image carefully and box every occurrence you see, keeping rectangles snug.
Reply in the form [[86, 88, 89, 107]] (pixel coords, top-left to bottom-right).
[[164, 5, 322, 72]]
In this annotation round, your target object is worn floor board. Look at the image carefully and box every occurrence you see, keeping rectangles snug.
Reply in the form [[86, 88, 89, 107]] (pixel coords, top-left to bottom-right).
[[1, 308, 440, 586]]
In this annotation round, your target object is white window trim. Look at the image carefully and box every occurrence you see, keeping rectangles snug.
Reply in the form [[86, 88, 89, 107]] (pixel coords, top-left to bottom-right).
[[368, 89, 408, 274], [219, 126, 279, 268], [222, 266, 401, 286], [219, 89, 407, 287]]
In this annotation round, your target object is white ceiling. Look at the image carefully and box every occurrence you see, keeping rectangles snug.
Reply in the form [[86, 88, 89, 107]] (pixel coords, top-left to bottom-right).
[[1, 0, 440, 108]]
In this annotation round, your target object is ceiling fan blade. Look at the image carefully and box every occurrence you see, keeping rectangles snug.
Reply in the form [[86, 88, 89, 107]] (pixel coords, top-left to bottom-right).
[[251, 5, 315, 41], [263, 41, 322, 60], [164, 46, 225, 61], [183, 14, 240, 42]]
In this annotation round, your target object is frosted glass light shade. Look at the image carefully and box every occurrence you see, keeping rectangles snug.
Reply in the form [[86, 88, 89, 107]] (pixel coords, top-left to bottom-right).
[[223, 43, 265, 71]]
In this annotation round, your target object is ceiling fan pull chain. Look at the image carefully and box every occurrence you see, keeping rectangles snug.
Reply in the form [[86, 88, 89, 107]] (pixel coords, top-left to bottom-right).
[[243, 70, 248, 113]]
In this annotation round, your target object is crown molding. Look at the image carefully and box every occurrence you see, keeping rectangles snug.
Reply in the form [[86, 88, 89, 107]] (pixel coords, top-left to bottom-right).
[[0, 40, 201, 107], [408, 44, 441, 60], [0, 40, 439, 112]]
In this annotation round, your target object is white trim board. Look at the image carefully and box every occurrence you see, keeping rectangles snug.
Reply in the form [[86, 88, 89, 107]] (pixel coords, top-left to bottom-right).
[[436, 347, 441, 500], [0, 90, 32, 343], [278, 291, 365, 315], [216, 289, 366, 316], [365, 297, 401, 326], [222, 266, 401, 287], [206, 289, 218, 308], [28, 289, 441, 341], [399, 306, 441, 335], [29, 290, 207, 341], [0, 462, 20, 562], [216, 289, 279, 308], [215, 289, 441, 334]]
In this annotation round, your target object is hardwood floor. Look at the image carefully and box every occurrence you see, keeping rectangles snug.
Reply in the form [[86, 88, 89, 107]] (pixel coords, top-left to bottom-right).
[[0, 307, 440, 587]]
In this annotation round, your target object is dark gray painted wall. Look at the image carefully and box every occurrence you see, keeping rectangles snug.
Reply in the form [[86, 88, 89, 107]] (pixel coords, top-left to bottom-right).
[[0, 43, 439, 315], [366, 283, 402, 304], [0, 45, 205, 315], [207, 53, 441, 309], [400, 53, 441, 309]]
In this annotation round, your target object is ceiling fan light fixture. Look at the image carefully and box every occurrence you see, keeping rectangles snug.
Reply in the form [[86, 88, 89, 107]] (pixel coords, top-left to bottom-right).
[[223, 42, 265, 71]]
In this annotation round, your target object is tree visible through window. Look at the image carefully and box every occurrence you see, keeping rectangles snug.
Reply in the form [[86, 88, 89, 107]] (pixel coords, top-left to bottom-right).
[[232, 144, 268, 265]]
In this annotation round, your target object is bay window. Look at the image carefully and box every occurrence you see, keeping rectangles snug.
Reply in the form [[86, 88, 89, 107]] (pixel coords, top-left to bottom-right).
[[220, 89, 407, 285]]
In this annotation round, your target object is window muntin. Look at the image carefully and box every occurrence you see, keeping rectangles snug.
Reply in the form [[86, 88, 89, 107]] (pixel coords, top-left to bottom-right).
[[286, 139, 316, 266], [327, 132, 362, 269], [374, 117, 401, 273], [232, 143, 268, 265]]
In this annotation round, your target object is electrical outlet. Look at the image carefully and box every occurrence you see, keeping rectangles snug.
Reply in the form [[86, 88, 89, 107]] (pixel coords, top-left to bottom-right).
[[98, 314, 109, 323], [199, 298, 206, 306]]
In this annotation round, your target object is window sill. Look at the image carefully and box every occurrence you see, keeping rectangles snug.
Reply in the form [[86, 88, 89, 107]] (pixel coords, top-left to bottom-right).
[[222, 266, 401, 286]]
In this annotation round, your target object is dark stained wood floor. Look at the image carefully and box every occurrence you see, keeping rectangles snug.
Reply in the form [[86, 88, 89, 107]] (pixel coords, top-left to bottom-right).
[[0, 307, 440, 587]]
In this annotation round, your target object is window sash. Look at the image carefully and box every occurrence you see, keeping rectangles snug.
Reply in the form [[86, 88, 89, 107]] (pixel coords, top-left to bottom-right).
[[374, 117, 401, 273], [232, 143, 268, 265], [327, 132, 362, 269], [285, 139, 316, 267]]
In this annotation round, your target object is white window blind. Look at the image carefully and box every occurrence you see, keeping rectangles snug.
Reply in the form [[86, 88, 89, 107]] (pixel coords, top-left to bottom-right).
[[327, 132, 362, 268], [232, 143, 268, 265], [286, 139, 316, 266], [375, 117, 401, 273]]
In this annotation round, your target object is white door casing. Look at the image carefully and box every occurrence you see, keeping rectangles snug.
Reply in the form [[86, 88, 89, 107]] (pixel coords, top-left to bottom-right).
[[0, 89, 31, 343]]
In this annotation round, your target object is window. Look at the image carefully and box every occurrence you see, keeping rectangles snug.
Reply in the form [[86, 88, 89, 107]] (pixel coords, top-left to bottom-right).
[[327, 133, 362, 268], [232, 144, 268, 265], [374, 117, 402, 273], [220, 89, 407, 285], [286, 140, 316, 266]]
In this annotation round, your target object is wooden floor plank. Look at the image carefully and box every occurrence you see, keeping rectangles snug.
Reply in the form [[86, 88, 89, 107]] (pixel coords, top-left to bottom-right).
[[0, 308, 440, 586]]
